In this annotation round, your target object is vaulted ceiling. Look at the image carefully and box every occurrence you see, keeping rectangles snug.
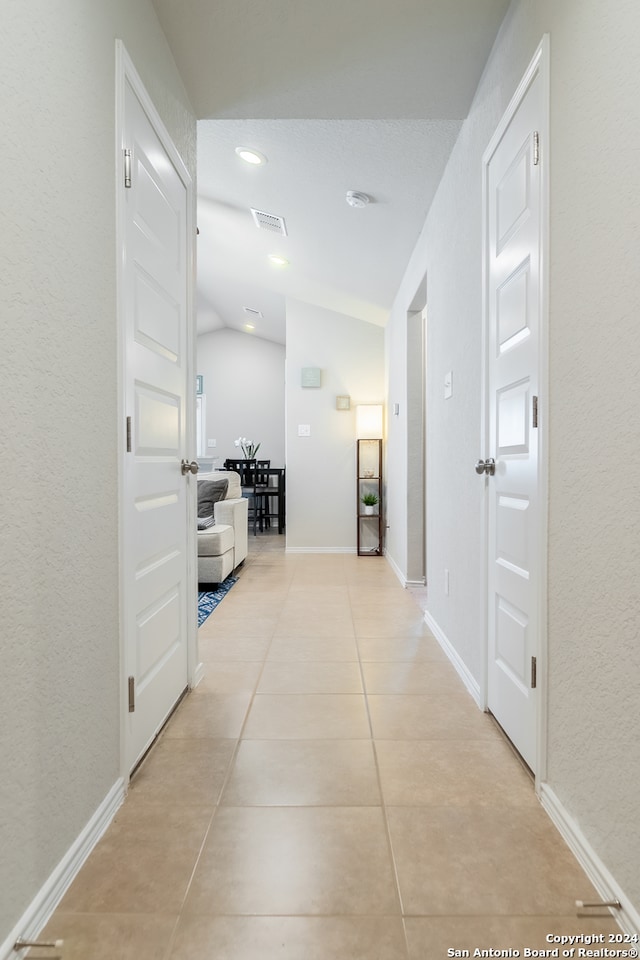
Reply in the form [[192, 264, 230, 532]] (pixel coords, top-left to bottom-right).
[[152, 0, 511, 343]]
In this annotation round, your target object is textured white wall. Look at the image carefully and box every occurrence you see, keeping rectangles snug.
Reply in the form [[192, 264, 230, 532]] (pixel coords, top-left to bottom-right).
[[197, 329, 286, 466], [0, 0, 195, 943], [286, 300, 384, 551], [385, 0, 640, 916], [532, 0, 640, 909]]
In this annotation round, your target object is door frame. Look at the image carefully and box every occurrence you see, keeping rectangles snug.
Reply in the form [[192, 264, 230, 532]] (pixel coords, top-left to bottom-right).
[[406, 306, 427, 586], [115, 41, 198, 779], [479, 35, 550, 787]]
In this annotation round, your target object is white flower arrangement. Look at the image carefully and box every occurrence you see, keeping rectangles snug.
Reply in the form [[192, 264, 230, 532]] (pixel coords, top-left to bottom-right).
[[234, 436, 261, 459]]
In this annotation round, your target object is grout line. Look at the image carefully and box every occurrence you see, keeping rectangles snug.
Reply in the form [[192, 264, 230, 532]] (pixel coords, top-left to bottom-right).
[[354, 617, 410, 941]]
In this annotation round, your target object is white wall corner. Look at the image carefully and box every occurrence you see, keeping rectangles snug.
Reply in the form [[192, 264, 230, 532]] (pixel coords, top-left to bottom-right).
[[539, 784, 639, 937], [0, 779, 126, 960], [423, 610, 482, 708]]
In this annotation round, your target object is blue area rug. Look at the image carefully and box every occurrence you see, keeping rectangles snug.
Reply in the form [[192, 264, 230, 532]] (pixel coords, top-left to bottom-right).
[[198, 576, 238, 627]]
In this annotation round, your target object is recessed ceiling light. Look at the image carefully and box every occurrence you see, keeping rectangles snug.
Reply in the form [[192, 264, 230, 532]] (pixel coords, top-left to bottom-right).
[[235, 147, 267, 165], [268, 255, 289, 267], [245, 323, 255, 330]]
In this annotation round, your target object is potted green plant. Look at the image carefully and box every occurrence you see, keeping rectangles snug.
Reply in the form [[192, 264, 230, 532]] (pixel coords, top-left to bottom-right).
[[361, 492, 379, 515]]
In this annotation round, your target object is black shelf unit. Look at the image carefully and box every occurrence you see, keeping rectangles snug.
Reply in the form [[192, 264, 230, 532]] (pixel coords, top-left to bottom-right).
[[357, 438, 382, 556]]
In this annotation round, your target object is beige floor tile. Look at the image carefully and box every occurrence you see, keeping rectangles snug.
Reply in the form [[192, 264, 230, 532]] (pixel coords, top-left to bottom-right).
[[39, 913, 178, 960], [58, 838, 198, 914], [369, 694, 501, 741], [280, 601, 353, 619], [230, 579, 293, 595], [129, 738, 236, 806], [350, 599, 418, 618], [284, 585, 351, 601], [243, 693, 371, 739], [221, 739, 381, 805], [375, 740, 535, 807], [40, 538, 617, 958], [387, 806, 602, 916], [163, 691, 252, 739], [348, 586, 412, 603], [211, 596, 284, 616], [197, 635, 271, 661], [196, 661, 262, 695], [257, 660, 363, 694], [230, 581, 292, 599], [274, 616, 356, 638], [289, 573, 351, 588], [183, 806, 401, 916], [362, 660, 467, 696], [268, 635, 360, 661], [353, 617, 433, 639], [98, 798, 213, 850], [169, 915, 408, 960], [198, 616, 278, 639], [357, 637, 445, 662], [404, 916, 620, 958]]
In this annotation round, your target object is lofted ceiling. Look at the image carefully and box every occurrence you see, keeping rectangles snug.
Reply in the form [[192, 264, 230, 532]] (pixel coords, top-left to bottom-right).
[[152, 0, 511, 344]]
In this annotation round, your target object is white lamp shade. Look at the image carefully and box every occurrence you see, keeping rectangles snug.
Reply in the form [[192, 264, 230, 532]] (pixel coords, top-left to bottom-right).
[[356, 404, 383, 439]]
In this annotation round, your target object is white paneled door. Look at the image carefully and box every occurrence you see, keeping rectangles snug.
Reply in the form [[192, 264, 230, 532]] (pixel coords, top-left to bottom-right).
[[120, 67, 193, 772], [482, 44, 547, 773]]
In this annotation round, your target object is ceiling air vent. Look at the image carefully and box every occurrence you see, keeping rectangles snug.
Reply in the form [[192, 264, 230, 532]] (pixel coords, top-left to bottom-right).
[[243, 307, 263, 319], [250, 207, 288, 236]]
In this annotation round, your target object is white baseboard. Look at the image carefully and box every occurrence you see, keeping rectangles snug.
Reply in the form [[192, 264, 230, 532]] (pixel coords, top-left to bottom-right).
[[192, 660, 205, 689], [1, 778, 126, 960], [540, 783, 639, 936], [384, 551, 406, 587], [423, 610, 482, 708]]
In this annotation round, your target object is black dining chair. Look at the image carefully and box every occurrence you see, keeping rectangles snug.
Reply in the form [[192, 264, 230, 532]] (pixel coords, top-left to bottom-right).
[[254, 460, 272, 530], [225, 458, 262, 535]]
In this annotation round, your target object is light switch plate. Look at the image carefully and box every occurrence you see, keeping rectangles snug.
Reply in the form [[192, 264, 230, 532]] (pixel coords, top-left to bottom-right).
[[207, 439, 216, 448], [298, 424, 311, 437], [444, 371, 453, 399]]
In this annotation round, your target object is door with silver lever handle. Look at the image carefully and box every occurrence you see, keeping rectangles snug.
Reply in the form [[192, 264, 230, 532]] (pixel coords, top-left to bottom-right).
[[181, 459, 199, 476], [475, 458, 496, 476]]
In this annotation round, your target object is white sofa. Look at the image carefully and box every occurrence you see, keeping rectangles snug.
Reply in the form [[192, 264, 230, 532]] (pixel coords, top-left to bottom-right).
[[197, 471, 248, 584]]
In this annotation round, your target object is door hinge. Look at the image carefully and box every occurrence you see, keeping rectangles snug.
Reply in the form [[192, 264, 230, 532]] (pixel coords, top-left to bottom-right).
[[532, 395, 539, 428], [128, 676, 135, 712], [124, 148, 132, 188], [126, 416, 132, 452], [533, 131, 540, 166], [531, 656, 537, 689]]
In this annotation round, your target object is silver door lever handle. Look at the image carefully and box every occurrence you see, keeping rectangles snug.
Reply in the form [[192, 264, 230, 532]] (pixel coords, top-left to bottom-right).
[[475, 458, 496, 476], [181, 459, 199, 475]]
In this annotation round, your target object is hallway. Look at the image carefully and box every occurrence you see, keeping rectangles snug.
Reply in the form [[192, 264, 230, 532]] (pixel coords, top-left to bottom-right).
[[41, 536, 617, 958]]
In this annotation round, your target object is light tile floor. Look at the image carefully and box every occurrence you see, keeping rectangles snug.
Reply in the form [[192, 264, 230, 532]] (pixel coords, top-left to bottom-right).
[[41, 532, 619, 959]]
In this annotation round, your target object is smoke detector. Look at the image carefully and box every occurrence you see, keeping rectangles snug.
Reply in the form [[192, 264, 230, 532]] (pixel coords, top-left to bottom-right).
[[346, 191, 370, 208]]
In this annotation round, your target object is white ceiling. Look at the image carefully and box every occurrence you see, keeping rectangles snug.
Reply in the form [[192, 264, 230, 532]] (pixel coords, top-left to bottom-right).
[[196, 119, 462, 342], [152, 0, 511, 344]]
